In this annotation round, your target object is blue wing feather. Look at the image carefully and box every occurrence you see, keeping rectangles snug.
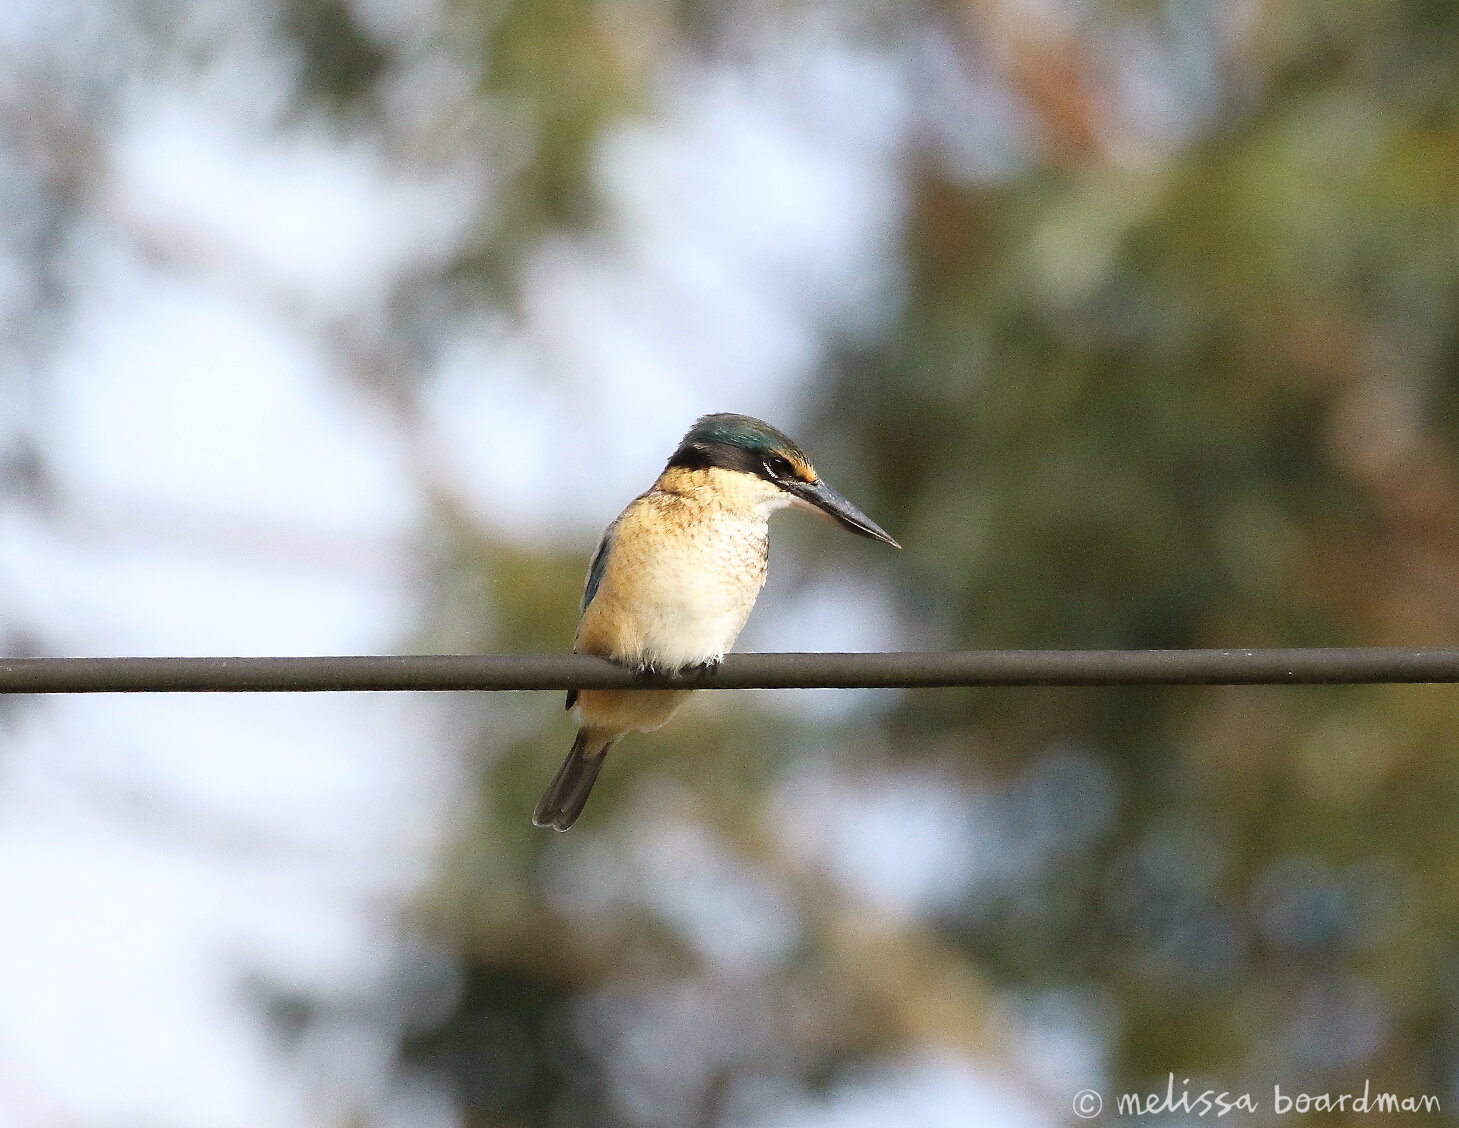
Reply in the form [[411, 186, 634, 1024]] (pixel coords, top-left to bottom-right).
[[582, 530, 612, 612], [568, 530, 614, 711]]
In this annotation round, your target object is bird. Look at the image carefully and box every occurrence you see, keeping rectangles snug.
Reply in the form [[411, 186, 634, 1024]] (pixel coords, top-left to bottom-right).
[[533, 412, 899, 831]]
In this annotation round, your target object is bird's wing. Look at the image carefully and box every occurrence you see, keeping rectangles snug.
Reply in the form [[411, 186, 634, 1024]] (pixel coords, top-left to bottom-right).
[[581, 525, 614, 613], [568, 524, 616, 712]]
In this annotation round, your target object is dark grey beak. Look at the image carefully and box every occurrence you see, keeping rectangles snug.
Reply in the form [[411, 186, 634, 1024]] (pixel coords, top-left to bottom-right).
[[790, 478, 901, 548]]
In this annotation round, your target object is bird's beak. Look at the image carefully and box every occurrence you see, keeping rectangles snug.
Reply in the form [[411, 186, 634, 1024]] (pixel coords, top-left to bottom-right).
[[788, 478, 901, 548]]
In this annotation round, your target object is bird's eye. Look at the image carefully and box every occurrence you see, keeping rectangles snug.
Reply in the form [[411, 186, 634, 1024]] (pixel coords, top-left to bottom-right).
[[764, 455, 794, 480]]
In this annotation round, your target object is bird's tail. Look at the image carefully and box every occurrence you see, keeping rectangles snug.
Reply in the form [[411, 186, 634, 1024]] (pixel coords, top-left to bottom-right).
[[533, 731, 614, 831]]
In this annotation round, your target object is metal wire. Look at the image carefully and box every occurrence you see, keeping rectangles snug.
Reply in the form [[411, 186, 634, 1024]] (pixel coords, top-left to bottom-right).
[[1, 648, 1459, 693]]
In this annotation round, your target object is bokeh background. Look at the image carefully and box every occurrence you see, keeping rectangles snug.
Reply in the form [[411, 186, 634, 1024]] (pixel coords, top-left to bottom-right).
[[3, 0, 1459, 1125]]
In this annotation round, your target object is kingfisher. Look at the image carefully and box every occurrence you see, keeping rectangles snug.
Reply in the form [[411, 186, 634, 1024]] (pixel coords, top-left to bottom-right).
[[533, 413, 899, 831]]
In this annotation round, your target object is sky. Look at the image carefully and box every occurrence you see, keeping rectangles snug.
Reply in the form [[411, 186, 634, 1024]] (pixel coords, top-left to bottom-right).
[[0, 135, 451, 1121]]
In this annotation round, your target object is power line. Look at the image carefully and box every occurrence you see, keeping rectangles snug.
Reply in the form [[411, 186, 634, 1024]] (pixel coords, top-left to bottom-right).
[[0, 648, 1458, 693]]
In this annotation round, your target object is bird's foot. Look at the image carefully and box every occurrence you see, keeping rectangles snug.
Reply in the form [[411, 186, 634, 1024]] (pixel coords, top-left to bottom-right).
[[685, 658, 722, 681], [629, 658, 721, 681]]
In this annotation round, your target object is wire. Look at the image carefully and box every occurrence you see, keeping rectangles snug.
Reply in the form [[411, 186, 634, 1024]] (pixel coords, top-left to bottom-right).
[[0, 648, 1458, 693]]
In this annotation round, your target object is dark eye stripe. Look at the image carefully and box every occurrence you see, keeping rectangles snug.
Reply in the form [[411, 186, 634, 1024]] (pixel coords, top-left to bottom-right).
[[667, 438, 813, 483]]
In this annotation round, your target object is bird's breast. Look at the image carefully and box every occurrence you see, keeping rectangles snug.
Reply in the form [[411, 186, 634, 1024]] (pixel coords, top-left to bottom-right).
[[576, 498, 770, 669]]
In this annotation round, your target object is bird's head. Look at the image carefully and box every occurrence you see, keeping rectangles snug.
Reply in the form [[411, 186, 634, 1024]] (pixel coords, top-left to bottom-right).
[[666, 413, 900, 548]]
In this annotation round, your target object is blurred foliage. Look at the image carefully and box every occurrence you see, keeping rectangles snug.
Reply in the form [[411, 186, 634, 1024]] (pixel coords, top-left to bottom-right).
[[14, 0, 1459, 1123], [400, 965, 633, 1128], [451, 0, 656, 297], [280, 0, 390, 109], [814, 0, 1459, 1114], [299, 0, 1459, 1122]]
